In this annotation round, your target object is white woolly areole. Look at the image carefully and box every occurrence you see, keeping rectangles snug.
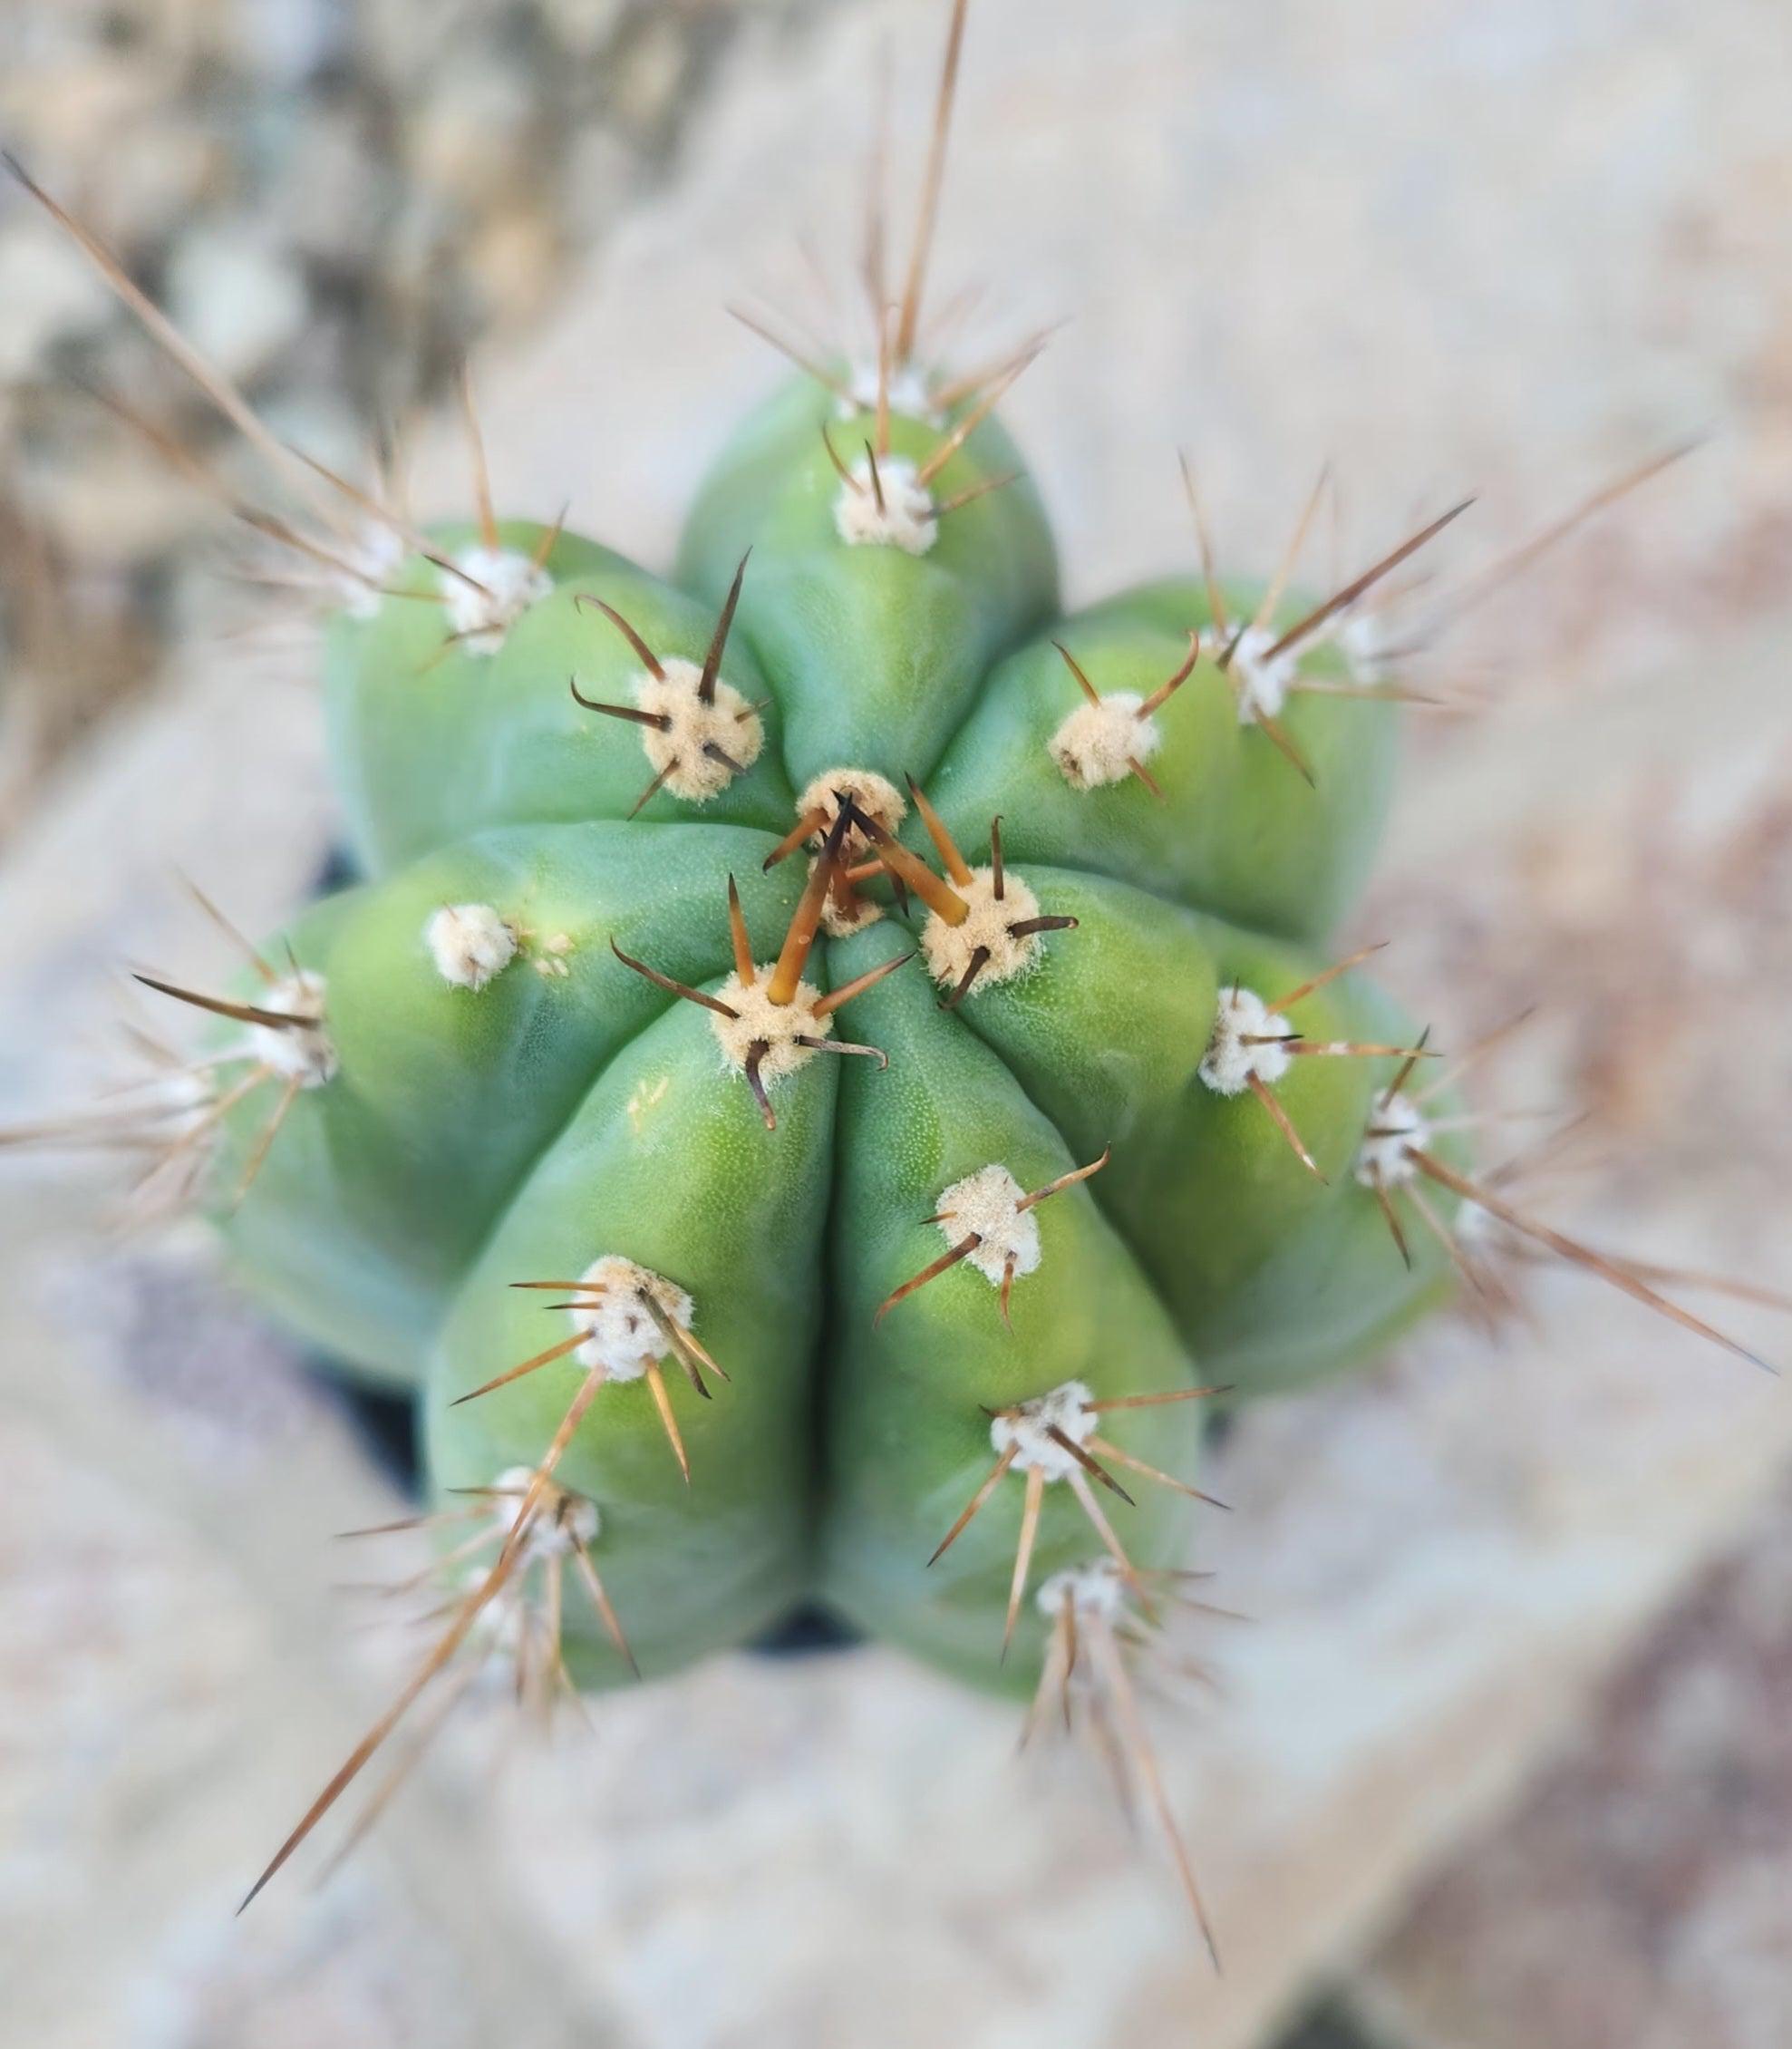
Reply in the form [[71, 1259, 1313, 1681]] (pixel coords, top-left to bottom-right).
[[843, 360, 937, 421], [488, 1465, 599, 1559], [568, 1256, 696, 1383], [921, 868, 1044, 993], [131, 1066, 218, 1141], [633, 658, 765, 801], [1048, 690, 1162, 791], [833, 454, 938, 556], [935, 1163, 1043, 1287], [709, 973, 828, 1085], [1216, 623, 1299, 724], [991, 1379, 1099, 1480], [1198, 986, 1293, 1097], [455, 1566, 529, 1669], [336, 520, 406, 620], [439, 545, 553, 655], [1339, 608, 1390, 685], [1035, 1556, 1128, 1623], [249, 970, 337, 1086], [1354, 1092, 1430, 1190], [425, 903, 518, 990]]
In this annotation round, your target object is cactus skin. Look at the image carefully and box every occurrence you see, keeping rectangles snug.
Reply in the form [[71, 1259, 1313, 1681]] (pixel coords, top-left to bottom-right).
[[929, 579, 1396, 941], [676, 378, 1058, 792], [324, 524, 796, 875], [199, 367, 1461, 1694]]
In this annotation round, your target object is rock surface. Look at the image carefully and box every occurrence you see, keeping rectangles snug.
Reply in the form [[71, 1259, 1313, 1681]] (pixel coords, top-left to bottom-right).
[[0, 0, 812, 837], [1358, 1476, 1792, 2049]]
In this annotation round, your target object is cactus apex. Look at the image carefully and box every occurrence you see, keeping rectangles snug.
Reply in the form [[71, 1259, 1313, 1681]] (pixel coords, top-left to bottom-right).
[[790, 769, 907, 851], [611, 831, 902, 1129], [768, 771, 908, 933]]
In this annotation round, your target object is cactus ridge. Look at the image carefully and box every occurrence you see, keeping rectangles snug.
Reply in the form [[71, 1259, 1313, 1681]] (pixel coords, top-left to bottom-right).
[[7, 0, 1785, 1951]]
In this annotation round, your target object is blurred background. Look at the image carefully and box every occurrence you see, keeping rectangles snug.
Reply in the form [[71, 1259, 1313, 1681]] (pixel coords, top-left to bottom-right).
[[3, 1, 1792, 2044]]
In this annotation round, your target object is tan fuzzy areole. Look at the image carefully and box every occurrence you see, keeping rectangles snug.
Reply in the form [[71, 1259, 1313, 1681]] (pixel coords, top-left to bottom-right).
[[922, 866, 1045, 990], [633, 658, 765, 802], [709, 972, 830, 1085], [1049, 690, 1164, 790]]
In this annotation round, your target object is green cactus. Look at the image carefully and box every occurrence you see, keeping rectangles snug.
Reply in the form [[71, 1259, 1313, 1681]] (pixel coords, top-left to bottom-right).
[[212, 464, 1458, 1677], [8, 0, 1775, 1947]]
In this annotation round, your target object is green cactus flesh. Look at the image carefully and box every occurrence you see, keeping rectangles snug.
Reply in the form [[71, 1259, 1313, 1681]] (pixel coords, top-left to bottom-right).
[[194, 368, 1475, 1699]]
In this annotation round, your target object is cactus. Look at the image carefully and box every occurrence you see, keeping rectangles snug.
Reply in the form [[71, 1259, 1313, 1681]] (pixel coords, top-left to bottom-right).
[[7, 1, 1781, 1953]]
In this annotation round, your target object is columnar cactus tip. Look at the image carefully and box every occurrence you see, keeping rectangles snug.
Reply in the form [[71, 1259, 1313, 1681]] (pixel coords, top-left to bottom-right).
[[6, 0, 1782, 1955]]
